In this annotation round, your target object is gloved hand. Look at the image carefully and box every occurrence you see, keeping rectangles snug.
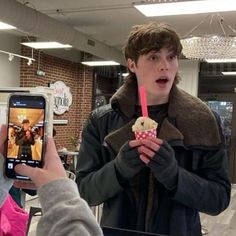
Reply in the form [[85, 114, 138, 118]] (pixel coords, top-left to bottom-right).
[[148, 141, 178, 190], [114, 141, 145, 180]]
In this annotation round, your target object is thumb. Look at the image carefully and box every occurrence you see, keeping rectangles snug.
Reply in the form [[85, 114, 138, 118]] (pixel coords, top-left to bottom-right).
[[15, 164, 37, 179], [0, 125, 7, 154], [44, 137, 62, 169]]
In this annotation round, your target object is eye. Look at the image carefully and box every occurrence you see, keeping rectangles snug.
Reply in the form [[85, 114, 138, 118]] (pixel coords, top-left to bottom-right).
[[148, 54, 159, 61], [168, 54, 177, 60]]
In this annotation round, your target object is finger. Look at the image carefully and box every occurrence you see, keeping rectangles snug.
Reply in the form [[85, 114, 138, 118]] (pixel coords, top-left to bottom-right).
[[46, 137, 57, 155], [44, 137, 61, 168], [140, 154, 150, 165], [129, 139, 142, 147], [44, 138, 67, 176], [0, 125, 7, 154], [145, 137, 163, 145], [140, 139, 161, 152], [15, 164, 38, 179], [0, 125, 7, 138], [138, 145, 156, 158]]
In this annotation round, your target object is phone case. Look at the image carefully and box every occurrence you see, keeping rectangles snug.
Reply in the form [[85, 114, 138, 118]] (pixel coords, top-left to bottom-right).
[[5, 92, 49, 180]]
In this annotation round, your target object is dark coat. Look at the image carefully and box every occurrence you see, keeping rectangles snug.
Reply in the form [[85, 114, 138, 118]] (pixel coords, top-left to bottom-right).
[[15, 129, 35, 159], [76, 79, 231, 236]]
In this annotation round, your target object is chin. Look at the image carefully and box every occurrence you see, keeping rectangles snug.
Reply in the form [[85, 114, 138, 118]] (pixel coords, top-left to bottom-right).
[[157, 87, 171, 98], [157, 86, 171, 94]]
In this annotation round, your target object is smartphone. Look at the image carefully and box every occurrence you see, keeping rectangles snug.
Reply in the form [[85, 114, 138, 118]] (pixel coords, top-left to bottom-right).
[[5, 93, 48, 180]]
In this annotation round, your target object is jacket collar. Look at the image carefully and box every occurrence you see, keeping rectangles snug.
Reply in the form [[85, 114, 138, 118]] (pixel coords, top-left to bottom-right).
[[107, 78, 221, 153], [110, 78, 137, 118], [167, 84, 221, 147]]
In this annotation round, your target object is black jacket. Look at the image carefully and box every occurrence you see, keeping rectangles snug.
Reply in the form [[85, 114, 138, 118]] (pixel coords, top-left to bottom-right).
[[15, 129, 35, 159], [76, 79, 231, 236]]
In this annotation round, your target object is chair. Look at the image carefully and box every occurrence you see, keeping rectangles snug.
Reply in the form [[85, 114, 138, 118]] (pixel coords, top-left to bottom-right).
[[25, 206, 42, 235]]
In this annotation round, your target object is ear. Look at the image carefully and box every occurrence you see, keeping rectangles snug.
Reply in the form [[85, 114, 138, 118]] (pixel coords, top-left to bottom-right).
[[127, 58, 136, 73]]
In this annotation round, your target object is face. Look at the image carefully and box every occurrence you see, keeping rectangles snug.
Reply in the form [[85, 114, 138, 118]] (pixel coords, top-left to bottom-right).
[[127, 48, 178, 105], [23, 122, 30, 131]]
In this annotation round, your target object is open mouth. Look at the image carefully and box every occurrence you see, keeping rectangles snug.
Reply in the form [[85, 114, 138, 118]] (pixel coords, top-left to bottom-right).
[[156, 78, 169, 84]]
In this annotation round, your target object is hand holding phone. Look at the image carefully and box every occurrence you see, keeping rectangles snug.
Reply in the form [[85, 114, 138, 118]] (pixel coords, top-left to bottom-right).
[[14, 137, 67, 189], [5, 93, 48, 181]]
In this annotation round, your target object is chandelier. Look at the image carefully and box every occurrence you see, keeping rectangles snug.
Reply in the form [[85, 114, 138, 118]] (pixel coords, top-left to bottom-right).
[[181, 14, 236, 61]]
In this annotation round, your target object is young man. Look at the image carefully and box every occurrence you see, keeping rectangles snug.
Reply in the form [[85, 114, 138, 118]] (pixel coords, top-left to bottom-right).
[[76, 22, 231, 236], [15, 119, 35, 160]]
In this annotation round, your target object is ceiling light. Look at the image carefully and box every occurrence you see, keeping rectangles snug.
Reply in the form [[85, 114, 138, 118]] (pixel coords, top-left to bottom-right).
[[21, 42, 72, 49], [181, 35, 236, 61], [206, 58, 236, 63], [0, 21, 16, 30], [133, 0, 236, 17], [222, 71, 236, 75], [81, 61, 120, 66], [181, 14, 236, 61], [118, 72, 129, 77], [121, 73, 129, 77]]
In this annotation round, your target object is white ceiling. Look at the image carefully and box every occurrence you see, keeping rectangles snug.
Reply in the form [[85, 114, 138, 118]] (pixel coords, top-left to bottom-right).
[[1, 0, 236, 64]]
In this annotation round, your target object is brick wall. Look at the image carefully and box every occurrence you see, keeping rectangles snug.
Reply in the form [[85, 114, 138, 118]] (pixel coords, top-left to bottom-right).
[[20, 46, 94, 150]]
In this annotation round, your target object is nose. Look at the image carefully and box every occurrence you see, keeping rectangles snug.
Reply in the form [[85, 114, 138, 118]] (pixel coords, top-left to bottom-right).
[[158, 58, 169, 71]]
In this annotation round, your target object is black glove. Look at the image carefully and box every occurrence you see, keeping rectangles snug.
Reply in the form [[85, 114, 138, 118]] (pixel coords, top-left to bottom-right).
[[114, 141, 145, 180], [148, 141, 178, 190]]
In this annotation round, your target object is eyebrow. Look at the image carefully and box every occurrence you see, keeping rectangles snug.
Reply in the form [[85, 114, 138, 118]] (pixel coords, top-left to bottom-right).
[[148, 49, 176, 54]]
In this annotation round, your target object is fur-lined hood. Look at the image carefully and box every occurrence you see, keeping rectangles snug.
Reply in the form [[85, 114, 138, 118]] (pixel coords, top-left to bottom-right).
[[108, 78, 222, 149]]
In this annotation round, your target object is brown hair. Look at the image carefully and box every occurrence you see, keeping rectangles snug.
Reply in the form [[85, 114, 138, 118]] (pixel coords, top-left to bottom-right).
[[123, 22, 182, 84]]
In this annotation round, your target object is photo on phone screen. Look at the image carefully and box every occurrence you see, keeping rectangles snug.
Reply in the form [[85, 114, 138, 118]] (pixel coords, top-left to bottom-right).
[[5, 94, 47, 180]]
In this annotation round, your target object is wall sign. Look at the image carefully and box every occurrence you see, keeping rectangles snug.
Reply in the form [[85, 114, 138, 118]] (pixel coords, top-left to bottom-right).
[[50, 81, 72, 115]]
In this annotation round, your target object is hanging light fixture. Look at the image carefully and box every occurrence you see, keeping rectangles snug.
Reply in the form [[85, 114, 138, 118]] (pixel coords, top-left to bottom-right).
[[181, 14, 236, 61], [0, 49, 35, 65], [8, 54, 14, 61], [27, 59, 33, 66]]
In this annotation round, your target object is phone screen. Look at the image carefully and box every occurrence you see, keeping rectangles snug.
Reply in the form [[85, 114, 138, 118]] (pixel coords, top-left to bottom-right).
[[5, 94, 47, 180]]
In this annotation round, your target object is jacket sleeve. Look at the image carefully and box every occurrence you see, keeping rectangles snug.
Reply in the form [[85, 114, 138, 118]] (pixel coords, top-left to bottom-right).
[[76, 113, 124, 206], [173, 148, 231, 215], [37, 178, 103, 236], [15, 131, 24, 145]]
